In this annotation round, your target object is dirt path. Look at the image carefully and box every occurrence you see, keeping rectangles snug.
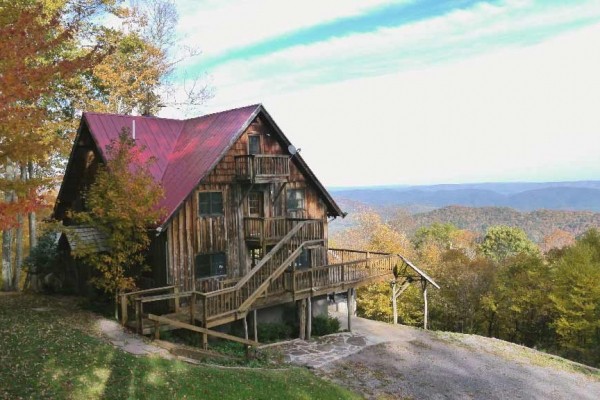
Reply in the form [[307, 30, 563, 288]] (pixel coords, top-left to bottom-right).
[[283, 311, 600, 399], [96, 318, 174, 358]]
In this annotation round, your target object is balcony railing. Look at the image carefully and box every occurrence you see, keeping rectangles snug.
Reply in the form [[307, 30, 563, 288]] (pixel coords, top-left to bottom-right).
[[234, 155, 290, 182], [243, 217, 324, 244]]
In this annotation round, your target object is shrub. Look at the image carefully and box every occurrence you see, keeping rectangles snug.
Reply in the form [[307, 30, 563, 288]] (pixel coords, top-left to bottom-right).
[[312, 315, 341, 336], [24, 230, 59, 277], [257, 322, 293, 343]]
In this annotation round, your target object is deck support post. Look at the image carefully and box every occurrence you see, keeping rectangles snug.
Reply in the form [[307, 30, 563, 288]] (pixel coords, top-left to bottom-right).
[[422, 279, 428, 330], [120, 294, 128, 326], [153, 320, 160, 340], [298, 299, 307, 340], [174, 286, 180, 313], [135, 298, 143, 334], [306, 297, 312, 341], [391, 281, 398, 325], [190, 292, 196, 324], [347, 288, 353, 332], [253, 309, 258, 342]]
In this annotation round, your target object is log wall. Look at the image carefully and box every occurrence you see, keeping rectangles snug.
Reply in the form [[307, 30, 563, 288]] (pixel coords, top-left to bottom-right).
[[164, 115, 329, 291]]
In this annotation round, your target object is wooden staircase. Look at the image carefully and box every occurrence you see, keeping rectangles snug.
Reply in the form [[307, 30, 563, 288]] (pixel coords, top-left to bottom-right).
[[196, 219, 324, 328], [118, 224, 439, 341]]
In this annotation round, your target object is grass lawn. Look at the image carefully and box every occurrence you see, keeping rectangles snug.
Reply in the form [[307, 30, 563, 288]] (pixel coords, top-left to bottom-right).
[[0, 293, 359, 400]]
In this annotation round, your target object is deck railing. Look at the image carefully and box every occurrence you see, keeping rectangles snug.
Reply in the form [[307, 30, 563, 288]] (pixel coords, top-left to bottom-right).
[[234, 155, 290, 182], [196, 220, 324, 325], [294, 253, 400, 295], [243, 217, 324, 243]]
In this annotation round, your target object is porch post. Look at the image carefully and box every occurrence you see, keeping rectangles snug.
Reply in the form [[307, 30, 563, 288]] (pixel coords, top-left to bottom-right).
[[307, 296, 312, 340], [422, 280, 428, 330], [347, 288, 353, 332], [253, 309, 258, 342], [391, 280, 398, 325], [298, 299, 307, 340]]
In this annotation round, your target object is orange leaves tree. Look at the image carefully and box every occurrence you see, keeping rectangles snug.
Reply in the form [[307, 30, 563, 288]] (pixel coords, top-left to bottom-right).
[[0, 0, 109, 191], [72, 131, 163, 314], [0, 0, 114, 290]]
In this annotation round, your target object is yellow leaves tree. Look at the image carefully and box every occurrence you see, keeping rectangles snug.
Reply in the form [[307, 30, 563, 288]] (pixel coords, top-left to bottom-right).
[[71, 131, 164, 316], [1, 0, 111, 291]]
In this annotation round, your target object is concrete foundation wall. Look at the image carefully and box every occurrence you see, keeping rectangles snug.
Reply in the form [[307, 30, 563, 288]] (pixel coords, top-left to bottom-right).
[[254, 294, 330, 325]]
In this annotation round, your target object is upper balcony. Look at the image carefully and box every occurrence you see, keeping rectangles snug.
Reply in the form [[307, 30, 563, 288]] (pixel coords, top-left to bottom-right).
[[234, 155, 290, 183], [243, 217, 324, 246]]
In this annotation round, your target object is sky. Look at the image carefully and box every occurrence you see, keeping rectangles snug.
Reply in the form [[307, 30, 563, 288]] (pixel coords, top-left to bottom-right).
[[163, 0, 600, 187]]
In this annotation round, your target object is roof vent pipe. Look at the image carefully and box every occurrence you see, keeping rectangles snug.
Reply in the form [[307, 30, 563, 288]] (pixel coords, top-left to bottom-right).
[[132, 120, 136, 140]]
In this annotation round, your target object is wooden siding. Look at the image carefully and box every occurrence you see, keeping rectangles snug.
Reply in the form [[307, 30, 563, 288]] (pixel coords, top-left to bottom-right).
[[165, 115, 329, 292]]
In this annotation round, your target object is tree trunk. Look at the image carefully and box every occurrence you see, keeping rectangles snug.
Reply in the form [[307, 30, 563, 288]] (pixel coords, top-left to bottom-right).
[[2, 189, 14, 291], [15, 213, 23, 290], [2, 227, 13, 291], [14, 164, 27, 291], [28, 162, 37, 250]]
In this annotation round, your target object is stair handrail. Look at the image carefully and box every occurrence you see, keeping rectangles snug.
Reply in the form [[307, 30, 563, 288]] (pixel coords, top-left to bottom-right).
[[237, 238, 324, 313], [202, 220, 317, 298]]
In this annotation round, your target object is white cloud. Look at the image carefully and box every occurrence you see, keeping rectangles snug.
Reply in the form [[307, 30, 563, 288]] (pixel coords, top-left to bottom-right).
[[270, 23, 600, 186], [176, 0, 399, 57], [205, 0, 600, 103], [163, 1, 600, 186]]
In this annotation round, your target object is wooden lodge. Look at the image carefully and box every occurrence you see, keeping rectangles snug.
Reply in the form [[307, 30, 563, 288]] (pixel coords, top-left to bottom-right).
[[54, 104, 438, 346]]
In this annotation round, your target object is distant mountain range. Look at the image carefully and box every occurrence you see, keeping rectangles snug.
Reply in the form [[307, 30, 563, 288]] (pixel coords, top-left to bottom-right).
[[330, 181, 600, 212]]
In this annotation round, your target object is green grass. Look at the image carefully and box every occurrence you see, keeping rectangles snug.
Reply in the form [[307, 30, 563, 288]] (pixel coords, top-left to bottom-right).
[[0, 293, 360, 399]]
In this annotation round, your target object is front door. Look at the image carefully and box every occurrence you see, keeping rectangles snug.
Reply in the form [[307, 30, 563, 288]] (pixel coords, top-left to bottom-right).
[[248, 190, 264, 217]]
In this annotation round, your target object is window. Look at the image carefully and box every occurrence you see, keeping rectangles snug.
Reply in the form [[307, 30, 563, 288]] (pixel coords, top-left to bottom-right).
[[195, 253, 227, 278], [287, 189, 305, 211], [249, 248, 264, 268], [294, 248, 311, 269], [248, 135, 261, 155], [198, 192, 223, 216], [248, 191, 263, 216]]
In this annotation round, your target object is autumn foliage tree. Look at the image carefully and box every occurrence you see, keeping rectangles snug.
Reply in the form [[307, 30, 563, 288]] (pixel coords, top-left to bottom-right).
[[71, 131, 163, 315], [0, 0, 113, 291]]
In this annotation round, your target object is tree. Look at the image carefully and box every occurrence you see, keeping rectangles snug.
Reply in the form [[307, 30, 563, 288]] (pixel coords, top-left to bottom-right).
[[71, 131, 163, 317], [549, 229, 600, 365], [71, 0, 211, 116], [427, 250, 495, 333], [541, 229, 575, 254], [479, 226, 539, 263], [0, 0, 112, 291], [480, 254, 554, 346], [414, 223, 458, 249]]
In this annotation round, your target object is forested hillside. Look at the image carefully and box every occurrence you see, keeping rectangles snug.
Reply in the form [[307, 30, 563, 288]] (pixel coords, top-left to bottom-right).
[[411, 206, 600, 242], [331, 181, 600, 212], [332, 199, 600, 243], [331, 212, 600, 369]]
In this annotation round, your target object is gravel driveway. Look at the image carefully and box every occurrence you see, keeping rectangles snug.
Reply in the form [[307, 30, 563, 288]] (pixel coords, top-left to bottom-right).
[[309, 311, 600, 399]]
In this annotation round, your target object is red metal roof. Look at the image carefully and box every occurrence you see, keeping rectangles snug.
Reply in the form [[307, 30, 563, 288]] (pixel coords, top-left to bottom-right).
[[79, 104, 344, 226], [82, 105, 260, 224]]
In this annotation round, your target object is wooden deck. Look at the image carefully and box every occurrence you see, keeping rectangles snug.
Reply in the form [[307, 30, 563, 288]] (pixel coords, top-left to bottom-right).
[[118, 221, 437, 344], [120, 247, 422, 334]]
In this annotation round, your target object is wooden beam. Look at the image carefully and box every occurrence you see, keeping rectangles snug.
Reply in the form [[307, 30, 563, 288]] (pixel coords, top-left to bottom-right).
[[272, 181, 287, 204], [347, 288, 353, 332], [174, 286, 180, 313], [153, 320, 160, 340], [120, 294, 128, 326], [391, 281, 397, 325], [422, 280, 428, 330], [253, 309, 258, 342], [298, 299, 306, 340], [148, 314, 259, 347], [307, 297, 312, 340]]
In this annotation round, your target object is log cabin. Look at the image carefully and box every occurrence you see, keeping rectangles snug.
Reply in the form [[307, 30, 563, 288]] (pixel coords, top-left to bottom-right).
[[54, 104, 438, 343]]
